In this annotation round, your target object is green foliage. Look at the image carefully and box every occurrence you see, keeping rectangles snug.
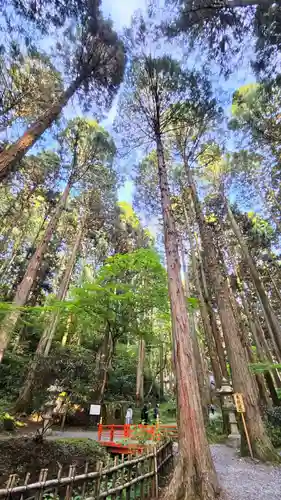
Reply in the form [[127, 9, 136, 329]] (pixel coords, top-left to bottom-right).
[[0, 411, 26, 431], [266, 424, 281, 448], [0, 352, 29, 401], [63, 248, 169, 345], [250, 362, 281, 374], [0, 437, 107, 487], [206, 419, 226, 444]]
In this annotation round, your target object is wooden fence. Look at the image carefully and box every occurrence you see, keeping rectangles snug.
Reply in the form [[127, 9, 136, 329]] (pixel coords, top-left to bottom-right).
[[0, 440, 174, 500]]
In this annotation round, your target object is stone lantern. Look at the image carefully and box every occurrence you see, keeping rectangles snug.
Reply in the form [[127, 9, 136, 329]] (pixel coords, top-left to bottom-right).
[[217, 378, 241, 448], [41, 383, 63, 436]]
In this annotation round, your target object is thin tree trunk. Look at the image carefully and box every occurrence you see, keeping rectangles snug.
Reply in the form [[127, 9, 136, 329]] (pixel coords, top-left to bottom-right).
[[0, 179, 72, 362], [242, 294, 279, 406], [13, 212, 85, 411], [198, 256, 228, 379], [43, 216, 86, 356], [180, 239, 209, 424], [269, 274, 281, 304], [155, 135, 219, 500], [92, 328, 114, 404], [225, 201, 281, 358], [184, 205, 223, 389], [253, 310, 281, 388], [185, 164, 279, 461], [61, 314, 74, 347], [159, 339, 165, 401], [136, 337, 145, 405], [0, 75, 83, 181]]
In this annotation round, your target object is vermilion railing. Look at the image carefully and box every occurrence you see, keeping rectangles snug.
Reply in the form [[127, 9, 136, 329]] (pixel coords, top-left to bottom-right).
[[97, 424, 177, 443]]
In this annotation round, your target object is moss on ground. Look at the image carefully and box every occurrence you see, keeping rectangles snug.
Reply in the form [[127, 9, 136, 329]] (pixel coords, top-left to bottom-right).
[[0, 437, 107, 487]]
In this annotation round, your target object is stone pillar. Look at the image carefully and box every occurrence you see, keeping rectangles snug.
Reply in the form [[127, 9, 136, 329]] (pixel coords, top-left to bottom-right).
[[217, 378, 241, 448]]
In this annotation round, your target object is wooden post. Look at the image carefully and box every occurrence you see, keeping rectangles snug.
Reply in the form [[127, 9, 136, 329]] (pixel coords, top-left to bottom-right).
[[20, 472, 30, 500], [35, 468, 48, 500], [153, 446, 159, 498], [241, 413, 254, 460], [120, 454, 125, 485], [81, 462, 89, 498], [126, 456, 132, 500], [54, 464, 63, 498], [65, 465, 75, 500], [140, 455, 145, 500], [98, 423, 102, 441], [111, 456, 118, 500], [94, 461, 103, 499], [60, 406, 67, 431]]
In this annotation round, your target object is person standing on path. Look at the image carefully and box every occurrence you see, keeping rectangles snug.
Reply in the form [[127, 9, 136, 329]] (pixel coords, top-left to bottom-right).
[[125, 406, 133, 425], [141, 404, 149, 425], [153, 403, 160, 423]]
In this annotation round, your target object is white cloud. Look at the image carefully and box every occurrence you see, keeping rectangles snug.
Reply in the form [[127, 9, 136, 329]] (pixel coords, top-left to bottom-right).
[[102, 0, 146, 30]]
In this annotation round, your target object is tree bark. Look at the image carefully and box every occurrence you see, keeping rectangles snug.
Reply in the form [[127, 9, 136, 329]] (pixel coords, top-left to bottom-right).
[[0, 75, 83, 181], [155, 135, 219, 500], [198, 256, 228, 380], [13, 211, 86, 411], [159, 339, 165, 401], [136, 337, 145, 405], [0, 179, 72, 362], [180, 238, 209, 424], [253, 309, 281, 388], [92, 327, 114, 404], [225, 201, 281, 358], [240, 291, 279, 406], [185, 164, 279, 462], [184, 211, 223, 389], [43, 216, 86, 356]]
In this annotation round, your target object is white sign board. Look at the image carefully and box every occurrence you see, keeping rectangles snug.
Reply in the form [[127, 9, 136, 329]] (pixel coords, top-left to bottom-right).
[[89, 404, 101, 416]]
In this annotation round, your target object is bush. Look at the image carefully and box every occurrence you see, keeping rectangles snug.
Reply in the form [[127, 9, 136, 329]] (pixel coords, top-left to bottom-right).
[[0, 437, 107, 487], [206, 418, 226, 444], [266, 406, 281, 427], [0, 352, 29, 401], [266, 423, 281, 448], [265, 407, 281, 448]]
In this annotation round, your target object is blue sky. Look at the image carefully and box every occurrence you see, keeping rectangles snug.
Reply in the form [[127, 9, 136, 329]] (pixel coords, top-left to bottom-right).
[[102, 0, 145, 30], [101, 0, 146, 206]]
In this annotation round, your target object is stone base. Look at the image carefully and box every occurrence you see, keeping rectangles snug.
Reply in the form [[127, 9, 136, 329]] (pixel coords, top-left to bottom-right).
[[226, 433, 241, 449]]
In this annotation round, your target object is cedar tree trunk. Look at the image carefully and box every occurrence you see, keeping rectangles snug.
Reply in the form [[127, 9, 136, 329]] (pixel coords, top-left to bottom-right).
[[0, 179, 72, 362], [156, 136, 220, 500], [186, 164, 279, 462], [0, 75, 83, 181]]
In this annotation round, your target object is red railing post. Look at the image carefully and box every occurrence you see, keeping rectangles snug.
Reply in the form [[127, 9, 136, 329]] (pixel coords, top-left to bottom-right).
[[110, 425, 114, 442], [98, 423, 102, 441]]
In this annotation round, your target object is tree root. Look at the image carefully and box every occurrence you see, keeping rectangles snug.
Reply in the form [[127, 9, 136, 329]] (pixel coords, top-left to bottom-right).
[[162, 457, 222, 500]]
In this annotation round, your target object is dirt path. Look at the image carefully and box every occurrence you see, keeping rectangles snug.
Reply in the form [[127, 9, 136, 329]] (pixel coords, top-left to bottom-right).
[[211, 444, 281, 500]]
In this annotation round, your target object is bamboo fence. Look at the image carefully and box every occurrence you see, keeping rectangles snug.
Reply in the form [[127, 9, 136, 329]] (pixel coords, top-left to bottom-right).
[[0, 440, 174, 500]]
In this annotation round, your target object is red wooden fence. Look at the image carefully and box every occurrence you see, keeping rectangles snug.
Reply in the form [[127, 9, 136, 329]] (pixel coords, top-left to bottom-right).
[[97, 424, 177, 444]]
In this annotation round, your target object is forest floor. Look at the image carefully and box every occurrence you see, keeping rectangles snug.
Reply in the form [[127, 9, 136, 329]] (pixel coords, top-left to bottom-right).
[[211, 444, 281, 500]]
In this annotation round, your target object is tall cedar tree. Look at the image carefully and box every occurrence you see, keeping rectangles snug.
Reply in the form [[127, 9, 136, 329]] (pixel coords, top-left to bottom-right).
[[168, 103, 279, 460], [0, 5, 125, 181], [117, 51, 220, 499], [0, 118, 116, 362]]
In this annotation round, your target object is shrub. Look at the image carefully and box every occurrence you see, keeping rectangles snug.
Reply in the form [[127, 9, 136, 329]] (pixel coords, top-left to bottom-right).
[[0, 412, 27, 432], [266, 406, 281, 427], [0, 437, 107, 487], [206, 418, 226, 444], [0, 352, 29, 401], [266, 423, 281, 448]]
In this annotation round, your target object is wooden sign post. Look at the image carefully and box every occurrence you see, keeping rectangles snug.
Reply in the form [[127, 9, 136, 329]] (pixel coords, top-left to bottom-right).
[[233, 393, 253, 459]]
